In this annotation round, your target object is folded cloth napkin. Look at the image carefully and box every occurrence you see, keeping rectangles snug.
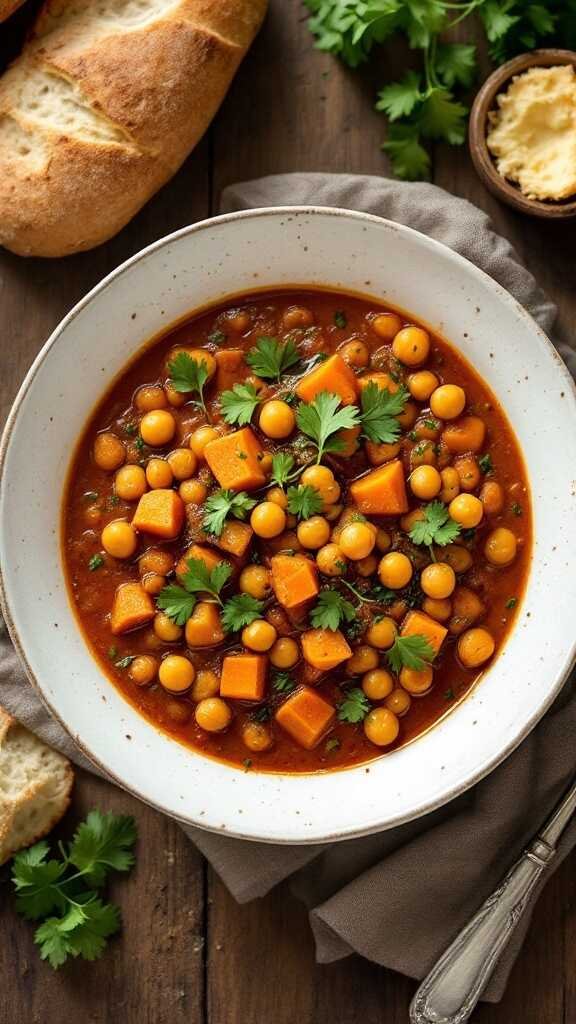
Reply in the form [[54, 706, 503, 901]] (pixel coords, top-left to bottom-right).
[[2, 173, 575, 1002]]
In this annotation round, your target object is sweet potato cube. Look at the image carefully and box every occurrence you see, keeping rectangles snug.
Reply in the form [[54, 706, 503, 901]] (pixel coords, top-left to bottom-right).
[[176, 544, 225, 579], [220, 654, 267, 701], [350, 460, 408, 515], [111, 582, 155, 635], [185, 602, 225, 648], [214, 520, 253, 558], [301, 629, 352, 671], [296, 353, 359, 406], [204, 428, 266, 491], [270, 554, 319, 609], [215, 349, 245, 390], [275, 687, 336, 750], [401, 610, 447, 657], [132, 489, 185, 539]]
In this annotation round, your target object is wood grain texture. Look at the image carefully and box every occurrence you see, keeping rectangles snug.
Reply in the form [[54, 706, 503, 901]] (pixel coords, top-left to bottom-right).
[[1, 1, 575, 1021]]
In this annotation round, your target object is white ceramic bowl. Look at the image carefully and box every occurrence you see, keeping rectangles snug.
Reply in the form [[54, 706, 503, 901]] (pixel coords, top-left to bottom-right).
[[1, 208, 576, 844]]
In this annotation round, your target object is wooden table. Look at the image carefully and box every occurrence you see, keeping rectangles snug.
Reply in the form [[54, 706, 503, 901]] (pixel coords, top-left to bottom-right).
[[1, 4, 575, 1022]]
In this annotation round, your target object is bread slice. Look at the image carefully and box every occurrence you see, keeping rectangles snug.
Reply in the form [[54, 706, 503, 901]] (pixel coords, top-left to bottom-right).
[[0, 709, 73, 865]]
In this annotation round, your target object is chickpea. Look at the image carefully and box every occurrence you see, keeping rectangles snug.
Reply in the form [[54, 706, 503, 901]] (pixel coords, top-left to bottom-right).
[[449, 587, 485, 635], [270, 637, 300, 669], [282, 305, 314, 329], [259, 453, 273, 475], [387, 599, 408, 622], [410, 441, 437, 469], [364, 707, 400, 746], [430, 384, 466, 420], [195, 697, 232, 733], [316, 543, 347, 577], [362, 668, 394, 701], [414, 417, 442, 442], [366, 616, 397, 650], [140, 410, 176, 447], [251, 502, 286, 539], [455, 456, 480, 493], [378, 552, 413, 590], [385, 688, 411, 716], [366, 441, 402, 467], [421, 562, 456, 600], [242, 721, 274, 752], [480, 480, 504, 516], [259, 400, 296, 440], [179, 479, 207, 504], [339, 522, 376, 560], [400, 665, 433, 696], [128, 655, 158, 686], [242, 619, 277, 653], [146, 458, 174, 489], [339, 339, 370, 368], [410, 465, 442, 501], [322, 480, 341, 507], [297, 516, 331, 550], [397, 401, 419, 430], [422, 597, 452, 623], [191, 668, 220, 701], [135, 385, 167, 412], [189, 425, 219, 459], [458, 627, 495, 669], [185, 348, 217, 381], [439, 467, 460, 504], [167, 448, 197, 481], [101, 520, 137, 559], [142, 572, 166, 595], [371, 312, 402, 340], [115, 465, 147, 502], [407, 370, 439, 402], [449, 493, 483, 529], [400, 509, 425, 533], [240, 565, 270, 599], [443, 416, 486, 454], [166, 701, 192, 725], [441, 543, 473, 574], [93, 432, 125, 472], [376, 529, 392, 554], [357, 554, 378, 578], [485, 527, 517, 566], [139, 549, 174, 576], [153, 612, 182, 642], [392, 326, 430, 367], [164, 382, 186, 408], [325, 502, 343, 522], [300, 465, 336, 502], [346, 645, 379, 675], [159, 654, 195, 693], [227, 310, 251, 332]]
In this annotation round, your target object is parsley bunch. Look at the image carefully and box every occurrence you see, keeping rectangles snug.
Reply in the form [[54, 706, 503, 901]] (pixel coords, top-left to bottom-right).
[[409, 501, 461, 548], [310, 590, 357, 631], [296, 391, 360, 463], [167, 352, 210, 418], [305, 0, 568, 179], [246, 336, 300, 381], [11, 811, 136, 969], [202, 489, 257, 537], [157, 558, 232, 624]]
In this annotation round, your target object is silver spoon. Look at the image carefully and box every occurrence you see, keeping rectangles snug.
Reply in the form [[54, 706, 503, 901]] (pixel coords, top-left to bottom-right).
[[409, 774, 576, 1024]]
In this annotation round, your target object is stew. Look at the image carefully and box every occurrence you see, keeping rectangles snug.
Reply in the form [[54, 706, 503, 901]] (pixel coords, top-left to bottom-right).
[[63, 288, 532, 772]]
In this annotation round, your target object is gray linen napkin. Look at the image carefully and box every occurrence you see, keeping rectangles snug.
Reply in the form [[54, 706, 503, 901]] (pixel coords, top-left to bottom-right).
[[2, 173, 575, 1002]]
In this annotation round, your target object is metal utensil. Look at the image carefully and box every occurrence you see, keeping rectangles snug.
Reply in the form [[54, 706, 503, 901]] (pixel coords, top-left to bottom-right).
[[410, 775, 576, 1024]]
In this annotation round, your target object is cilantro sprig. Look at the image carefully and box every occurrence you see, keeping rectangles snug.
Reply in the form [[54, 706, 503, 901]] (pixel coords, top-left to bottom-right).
[[202, 489, 257, 537], [270, 452, 296, 487], [310, 590, 357, 632], [287, 484, 324, 520], [157, 558, 232, 624], [359, 381, 409, 444], [246, 336, 300, 381], [166, 352, 210, 418], [220, 382, 261, 426], [337, 688, 371, 724], [11, 811, 136, 969], [296, 391, 360, 463], [386, 634, 435, 673], [409, 501, 461, 549], [221, 594, 264, 633]]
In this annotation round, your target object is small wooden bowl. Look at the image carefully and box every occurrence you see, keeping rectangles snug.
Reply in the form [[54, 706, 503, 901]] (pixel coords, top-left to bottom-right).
[[469, 49, 576, 219]]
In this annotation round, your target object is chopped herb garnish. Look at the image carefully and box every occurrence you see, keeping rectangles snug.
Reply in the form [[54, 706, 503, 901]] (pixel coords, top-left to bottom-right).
[[208, 330, 227, 345], [124, 423, 138, 436], [408, 430, 418, 442], [107, 645, 118, 661], [242, 758, 253, 772], [505, 597, 518, 610], [286, 484, 324, 520], [88, 554, 105, 572], [296, 391, 360, 463], [134, 437, 145, 452], [444, 688, 455, 701], [83, 491, 99, 504], [337, 688, 371, 724], [424, 418, 439, 430], [157, 558, 232, 624], [358, 381, 409, 444], [511, 502, 523, 516], [202, 489, 257, 537], [107, 494, 121, 508], [409, 501, 461, 548], [334, 310, 347, 328], [273, 672, 297, 695], [271, 452, 296, 487], [478, 453, 494, 474], [325, 736, 341, 753], [387, 634, 435, 673], [221, 594, 265, 633], [220, 382, 261, 426], [166, 352, 210, 418], [246, 336, 300, 381], [115, 655, 135, 670], [310, 590, 357, 632]]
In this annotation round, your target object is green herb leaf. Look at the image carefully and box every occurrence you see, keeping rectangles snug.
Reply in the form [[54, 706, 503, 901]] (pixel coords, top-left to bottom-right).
[[220, 382, 261, 426], [337, 688, 371, 724], [115, 656, 134, 670], [305, 0, 399, 68], [221, 594, 265, 633], [409, 501, 461, 547], [12, 844, 67, 920], [435, 43, 477, 88], [511, 502, 523, 517], [208, 329, 227, 345], [167, 353, 209, 412], [156, 584, 196, 625], [505, 596, 518, 609], [69, 811, 137, 887], [387, 634, 435, 673], [376, 70, 423, 120], [296, 391, 360, 463], [88, 554, 105, 572], [286, 484, 324, 520], [202, 489, 257, 537], [478, 453, 494, 474], [382, 123, 431, 181], [310, 590, 357, 632], [419, 88, 467, 145], [359, 380, 409, 443], [270, 452, 296, 487], [273, 671, 297, 694], [158, 558, 233, 623], [325, 736, 341, 753], [83, 491, 99, 504], [334, 310, 347, 328], [246, 336, 300, 381]]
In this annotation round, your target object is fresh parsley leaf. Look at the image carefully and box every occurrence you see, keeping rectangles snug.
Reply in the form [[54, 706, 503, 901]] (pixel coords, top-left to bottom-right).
[[444, 687, 455, 702], [124, 422, 138, 436], [156, 584, 196, 625], [376, 70, 423, 121], [479, 1, 520, 44], [220, 382, 261, 426], [359, 381, 409, 443], [246, 336, 300, 381], [36, 900, 120, 969], [334, 310, 347, 328], [409, 501, 461, 547], [12, 844, 67, 920], [158, 558, 232, 623], [387, 634, 435, 673], [88, 554, 104, 572], [478, 453, 494, 474], [305, 0, 399, 68], [505, 596, 518, 609], [221, 594, 264, 633], [242, 758, 253, 772], [296, 391, 360, 463], [271, 452, 296, 487], [203, 489, 257, 537], [208, 329, 227, 345], [114, 656, 134, 670], [382, 123, 431, 181], [83, 491, 99, 504], [310, 590, 357, 632], [435, 43, 477, 88], [511, 502, 523, 517], [286, 484, 324, 520], [325, 736, 341, 753], [419, 88, 467, 145], [337, 688, 371, 724], [69, 811, 137, 886], [167, 352, 209, 416], [251, 705, 272, 723], [273, 671, 297, 694]]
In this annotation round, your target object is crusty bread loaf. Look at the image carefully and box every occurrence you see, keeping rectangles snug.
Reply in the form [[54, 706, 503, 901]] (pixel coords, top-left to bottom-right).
[[0, 0, 267, 257], [0, 709, 73, 864], [0, 0, 27, 22]]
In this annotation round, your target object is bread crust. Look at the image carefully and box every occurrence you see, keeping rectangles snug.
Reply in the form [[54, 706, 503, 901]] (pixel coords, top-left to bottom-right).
[[0, 0, 26, 23], [0, 0, 267, 256]]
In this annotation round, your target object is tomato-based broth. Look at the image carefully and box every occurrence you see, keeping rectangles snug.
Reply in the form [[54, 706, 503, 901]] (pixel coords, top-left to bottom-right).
[[63, 289, 531, 773]]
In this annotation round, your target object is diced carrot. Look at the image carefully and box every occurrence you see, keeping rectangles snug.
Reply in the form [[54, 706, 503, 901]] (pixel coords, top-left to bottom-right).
[[132, 489, 185, 539], [204, 427, 266, 491], [270, 554, 319, 609], [213, 520, 253, 558], [401, 610, 447, 657], [358, 371, 399, 393], [336, 426, 361, 456], [176, 543, 225, 579], [111, 582, 155, 635], [185, 602, 225, 647], [442, 416, 486, 454], [220, 653, 268, 701], [275, 686, 336, 750], [301, 629, 352, 671], [215, 349, 245, 391], [350, 460, 408, 515], [296, 353, 358, 406]]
